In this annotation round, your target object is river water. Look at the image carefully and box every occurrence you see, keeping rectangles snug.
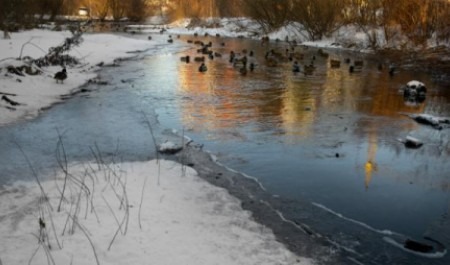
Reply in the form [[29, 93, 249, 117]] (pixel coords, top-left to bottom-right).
[[1, 33, 449, 264]]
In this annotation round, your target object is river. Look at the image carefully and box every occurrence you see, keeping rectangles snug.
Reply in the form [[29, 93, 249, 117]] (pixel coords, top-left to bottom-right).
[[1, 32, 449, 264]]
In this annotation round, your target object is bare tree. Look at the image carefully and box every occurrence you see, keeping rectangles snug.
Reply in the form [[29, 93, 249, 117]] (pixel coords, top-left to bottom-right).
[[290, 0, 344, 41], [434, 0, 450, 43], [108, 0, 128, 20], [391, 0, 443, 45], [239, 0, 291, 33], [343, 0, 383, 47], [33, 0, 65, 21], [0, 0, 33, 37], [92, 0, 110, 20], [127, 0, 149, 21], [216, 0, 243, 17]]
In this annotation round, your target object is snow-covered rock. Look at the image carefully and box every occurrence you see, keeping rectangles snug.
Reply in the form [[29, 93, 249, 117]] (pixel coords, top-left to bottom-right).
[[410, 114, 450, 130], [158, 141, 183, 154], [403, 80, 427, 102], [404, 136, 423, 149]]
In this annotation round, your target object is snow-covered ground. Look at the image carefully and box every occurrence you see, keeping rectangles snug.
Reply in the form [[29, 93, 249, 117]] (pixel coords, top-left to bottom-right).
[[0, 23, 315, 265], [0, 29, 161, 125], [0, 160, 313, 265]]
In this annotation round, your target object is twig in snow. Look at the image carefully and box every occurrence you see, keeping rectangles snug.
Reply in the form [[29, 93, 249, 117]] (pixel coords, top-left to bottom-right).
[[141, 111, 160, 163], [138, 170, 148, 230], [101, 195, 124, 234], [181, 127, 187, 177], [30, 233, 56, 265], [14, 141, 50, 208], [19, 37, 46, 59], [68, 215, 100, 265], [139, 111, 162, 228], [55, 128, 69, 212]]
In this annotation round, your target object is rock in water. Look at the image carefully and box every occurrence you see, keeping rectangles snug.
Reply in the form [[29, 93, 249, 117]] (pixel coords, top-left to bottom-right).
[[404, 136, 423, 149], [404, 239, 434, 253]]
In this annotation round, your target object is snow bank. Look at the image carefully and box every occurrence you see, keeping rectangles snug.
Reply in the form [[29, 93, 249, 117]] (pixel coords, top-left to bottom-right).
[[0, 160, 313, 265], [0, 29, 156, 125]]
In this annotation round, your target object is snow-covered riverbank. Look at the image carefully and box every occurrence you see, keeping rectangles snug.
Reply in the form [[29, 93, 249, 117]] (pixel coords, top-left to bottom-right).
[[0, 160, 313, 265], [0, 29, 162, 126]]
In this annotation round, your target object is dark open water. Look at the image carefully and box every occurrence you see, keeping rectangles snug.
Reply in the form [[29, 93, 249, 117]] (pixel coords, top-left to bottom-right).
[[0, 33, 449, 264]]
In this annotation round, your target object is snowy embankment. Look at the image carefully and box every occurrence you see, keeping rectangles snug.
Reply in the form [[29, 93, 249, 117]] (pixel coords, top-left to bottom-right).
[[0, 160, 312, 265], [0, 29, 155, 125], [0, 27, 314, 264]]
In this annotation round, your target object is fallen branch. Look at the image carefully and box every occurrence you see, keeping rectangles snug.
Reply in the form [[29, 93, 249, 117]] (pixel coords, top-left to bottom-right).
[[0, 91, 17, 96], [33, 30, 84, 67], [1, 95, 20, 106]]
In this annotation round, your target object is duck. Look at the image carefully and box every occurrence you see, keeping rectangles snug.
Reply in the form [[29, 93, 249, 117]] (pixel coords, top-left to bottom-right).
[[194, 56, 205, 62], [389, 63, 396, 76], [233, 56, 248, 68], [292, 61, 301, 73], [198, 63, 208, 72], [249, 62, 255, 72], [180, 55, 190, 63], [54, 68, 67, 83], [229, 51, 236, 63], [330, 59, 341, 68]]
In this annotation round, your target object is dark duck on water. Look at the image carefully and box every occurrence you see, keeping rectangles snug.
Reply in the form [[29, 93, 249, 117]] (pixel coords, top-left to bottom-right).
[[54, 68, 67, 83], [198, 63, 208, 72]]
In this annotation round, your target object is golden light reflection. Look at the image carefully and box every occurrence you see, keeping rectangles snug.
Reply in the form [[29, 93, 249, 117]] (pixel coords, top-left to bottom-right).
[[364, 142, 378, 190], [365, 161, 374, 186], [177, 57, 263, 137], [281, 78, 316, 139]]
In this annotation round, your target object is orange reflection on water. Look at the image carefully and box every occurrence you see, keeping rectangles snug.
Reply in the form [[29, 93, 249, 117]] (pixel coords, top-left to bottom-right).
[[177, 59, 263, 137], [175, 46, 434, 148]]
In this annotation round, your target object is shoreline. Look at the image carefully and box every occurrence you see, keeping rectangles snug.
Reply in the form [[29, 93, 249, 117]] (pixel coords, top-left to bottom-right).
[[0, 29, 165, 126], [0, 28, 319, 265], [0, 159, 314, 265], [1, 24, 448, 264]]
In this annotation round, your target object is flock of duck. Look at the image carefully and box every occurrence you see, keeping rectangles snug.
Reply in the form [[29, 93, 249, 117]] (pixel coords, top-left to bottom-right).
[[175, 34, 398, 79], [174, 34, 429, 104]]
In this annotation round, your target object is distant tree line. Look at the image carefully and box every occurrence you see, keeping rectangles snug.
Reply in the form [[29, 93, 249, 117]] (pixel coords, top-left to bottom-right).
[[1, 0, 449, 47], [171, 0, 450, 47], [239, 0, 450, 47], [0, 0, 149, 27]]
